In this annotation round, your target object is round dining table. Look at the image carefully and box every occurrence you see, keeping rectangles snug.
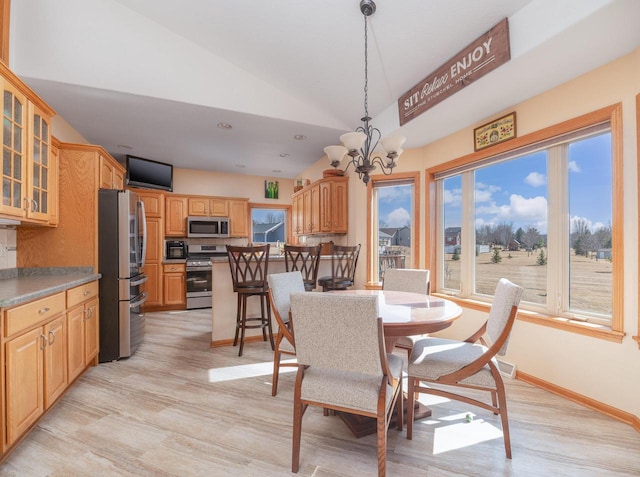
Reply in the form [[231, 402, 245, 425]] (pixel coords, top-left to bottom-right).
[[331, 289, 463, 351]]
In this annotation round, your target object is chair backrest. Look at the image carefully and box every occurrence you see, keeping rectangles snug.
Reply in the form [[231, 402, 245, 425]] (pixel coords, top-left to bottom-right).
[[267, 271, 306, 330], [331, 244, 360, 281], [487, 278, 524, 356], [382, 268, 430, 295], [284, 244, 321, 287], [290, 292, 382, 376], [226, 244, 270, 291]]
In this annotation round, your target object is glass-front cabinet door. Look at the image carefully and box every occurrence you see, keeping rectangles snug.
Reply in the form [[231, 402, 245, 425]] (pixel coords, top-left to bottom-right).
[[0, 78, 27, 218], [27, 104, 52, 221]]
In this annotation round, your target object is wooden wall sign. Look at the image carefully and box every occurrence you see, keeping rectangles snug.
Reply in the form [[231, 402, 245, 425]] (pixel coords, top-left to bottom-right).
[[398, 18, 510, 126]]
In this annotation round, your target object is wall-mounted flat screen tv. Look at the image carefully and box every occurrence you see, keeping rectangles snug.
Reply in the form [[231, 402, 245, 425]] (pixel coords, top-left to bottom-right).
[[126, 155, 173, 192]]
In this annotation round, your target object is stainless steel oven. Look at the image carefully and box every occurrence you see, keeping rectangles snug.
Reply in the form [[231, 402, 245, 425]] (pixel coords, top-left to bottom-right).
[[185, 244, 226, 309]]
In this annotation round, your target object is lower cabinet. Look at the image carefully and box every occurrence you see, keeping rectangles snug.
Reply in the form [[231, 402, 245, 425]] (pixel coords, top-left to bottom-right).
[[2, 280, 99, 453], [4, 293, 67, 447], [163, 263, 186, 306]]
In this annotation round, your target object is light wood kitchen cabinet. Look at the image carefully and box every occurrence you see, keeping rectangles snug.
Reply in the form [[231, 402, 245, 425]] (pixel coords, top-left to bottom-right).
[[4, 292, 67, 446], [5, 327, 44, 446], [188, 197, 228, 217], [136, 190, 164, 218], [292, 177, 348, 237], [229, 199, 249, 238], [142, 262, 162, 308], [17, 143, 122, 271], [0, 63, 57, 225], [66, 282, 99, 382], [100, 154, 125, 190], [165, 196, 188, 236], [163, 263, 186, 306], [142, 216, 163, 310]]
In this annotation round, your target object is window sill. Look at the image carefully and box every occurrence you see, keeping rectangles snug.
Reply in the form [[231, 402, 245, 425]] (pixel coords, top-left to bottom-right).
[[432, 293, 624, 343]]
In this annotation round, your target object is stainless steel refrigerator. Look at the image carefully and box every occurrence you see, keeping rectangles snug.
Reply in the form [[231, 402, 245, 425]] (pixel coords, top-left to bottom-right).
[[98, 189, 148, 362]]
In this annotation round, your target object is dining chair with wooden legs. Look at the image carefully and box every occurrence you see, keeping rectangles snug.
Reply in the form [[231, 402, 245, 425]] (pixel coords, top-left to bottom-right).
[[406, 278, 523, 458], [382, 268, 430, 357], [289, 292, 403, 477], [267, 271, 305, 396]]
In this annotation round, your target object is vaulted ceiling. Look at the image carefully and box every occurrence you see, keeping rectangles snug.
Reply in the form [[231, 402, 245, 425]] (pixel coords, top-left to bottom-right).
[[8, 0, 640, 178]]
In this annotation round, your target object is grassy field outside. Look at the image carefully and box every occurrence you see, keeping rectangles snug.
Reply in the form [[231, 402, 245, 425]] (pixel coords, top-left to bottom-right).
[[444, 248, 612, 315]]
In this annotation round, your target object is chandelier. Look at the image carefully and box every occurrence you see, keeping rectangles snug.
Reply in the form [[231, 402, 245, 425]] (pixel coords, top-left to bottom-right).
[[324, 0, 406, 185]]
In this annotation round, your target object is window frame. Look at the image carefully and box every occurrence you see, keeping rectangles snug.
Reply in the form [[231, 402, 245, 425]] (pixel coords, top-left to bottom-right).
[[249, 202, 291, 245], [366, 171, 420, 285], [425, 104, 624, 342]]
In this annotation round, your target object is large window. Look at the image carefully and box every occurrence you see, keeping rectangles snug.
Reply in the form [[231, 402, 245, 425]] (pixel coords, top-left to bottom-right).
[[431, 105, 622, 335], [368, 172, 419, 283]]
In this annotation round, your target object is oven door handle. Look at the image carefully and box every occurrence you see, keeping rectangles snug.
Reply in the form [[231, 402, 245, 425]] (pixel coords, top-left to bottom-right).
[[130, 291, 148, 308], [186, 266, 212, 272]]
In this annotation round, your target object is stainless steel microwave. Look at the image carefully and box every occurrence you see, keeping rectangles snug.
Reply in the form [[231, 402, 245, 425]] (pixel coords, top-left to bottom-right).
[[187, 216, 230, 238]]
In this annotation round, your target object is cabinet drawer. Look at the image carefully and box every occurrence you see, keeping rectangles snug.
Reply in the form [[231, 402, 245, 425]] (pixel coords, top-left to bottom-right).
[[5, 293, 66, 337], [66, 281, 99, 309], [163, 263, 186, 273]]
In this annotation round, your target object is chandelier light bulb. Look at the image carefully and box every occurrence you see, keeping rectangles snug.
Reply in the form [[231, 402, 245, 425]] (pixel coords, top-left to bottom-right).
[[380, 135, 406, 154], [324, 145, 348, 167]]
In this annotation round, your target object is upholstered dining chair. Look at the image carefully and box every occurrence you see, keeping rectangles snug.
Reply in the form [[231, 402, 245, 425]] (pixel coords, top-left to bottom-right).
[[382, 268, 431, 356], [406, 278, 523, 458], [283, 244, 322, 291], [267, 271, 306, 396], [289, 292, 403, 477], [226, 244, 273, 356], [317, 243, 360, 292]]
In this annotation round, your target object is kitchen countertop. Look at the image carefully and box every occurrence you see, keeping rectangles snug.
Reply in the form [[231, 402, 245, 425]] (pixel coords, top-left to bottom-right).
[[0, 268, 101, 308]]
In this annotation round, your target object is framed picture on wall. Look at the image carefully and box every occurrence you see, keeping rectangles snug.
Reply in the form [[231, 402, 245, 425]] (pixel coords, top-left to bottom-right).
[[265, 180, 279, 199], [474, 112, 517, 151]]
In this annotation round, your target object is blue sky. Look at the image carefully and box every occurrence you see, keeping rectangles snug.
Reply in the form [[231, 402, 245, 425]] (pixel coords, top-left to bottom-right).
[[377, 184, 413, 228], [443, 132, 612, 234]]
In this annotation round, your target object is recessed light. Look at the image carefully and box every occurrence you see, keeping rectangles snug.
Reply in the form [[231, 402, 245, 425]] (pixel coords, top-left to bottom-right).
[[217, 123, 232, 129], [294, 134, 306, 140], [279, 153, 290, 157], [117, 144, 133, 150], [235, 164, 246, 168], [272, 169, 282, 173]]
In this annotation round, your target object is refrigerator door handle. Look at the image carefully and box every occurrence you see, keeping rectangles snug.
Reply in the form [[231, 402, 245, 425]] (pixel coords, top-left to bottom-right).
[[139, 200, 147, 268], [130, 274, 148, 287], [130, 291, 148, 309]]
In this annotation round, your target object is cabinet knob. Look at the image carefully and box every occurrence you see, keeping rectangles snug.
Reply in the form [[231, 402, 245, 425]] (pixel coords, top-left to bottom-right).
[[38, 307, 50, 315]]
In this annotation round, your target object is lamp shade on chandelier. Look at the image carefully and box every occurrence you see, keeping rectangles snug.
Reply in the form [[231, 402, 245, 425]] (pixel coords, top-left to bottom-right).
[[325, 0, 406, 185]]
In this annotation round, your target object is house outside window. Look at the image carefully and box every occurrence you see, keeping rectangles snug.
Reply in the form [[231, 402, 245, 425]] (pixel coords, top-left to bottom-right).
[[368, 172, 419, 283], [250, 207, 286, 245]]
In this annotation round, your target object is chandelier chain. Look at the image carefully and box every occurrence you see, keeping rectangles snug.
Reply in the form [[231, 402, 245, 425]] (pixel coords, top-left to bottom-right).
[[363, 13, 369, 119]]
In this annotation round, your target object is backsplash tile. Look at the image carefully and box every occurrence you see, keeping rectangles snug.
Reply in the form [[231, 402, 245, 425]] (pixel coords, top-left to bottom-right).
[[0, 226, 17, 270]]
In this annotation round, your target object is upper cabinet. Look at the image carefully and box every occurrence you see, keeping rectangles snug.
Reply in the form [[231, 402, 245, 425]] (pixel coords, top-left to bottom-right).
[[99, 154, 125, 190], [228, 199, 249, 238], [0, 63, 57, 224], [292, 176, 348, 237], [188, 197, 228, 217], [165, 196, 188, 237]]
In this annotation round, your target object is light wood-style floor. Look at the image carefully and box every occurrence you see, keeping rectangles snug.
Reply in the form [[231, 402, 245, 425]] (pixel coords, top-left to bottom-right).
[[1, 309, 639, 476]]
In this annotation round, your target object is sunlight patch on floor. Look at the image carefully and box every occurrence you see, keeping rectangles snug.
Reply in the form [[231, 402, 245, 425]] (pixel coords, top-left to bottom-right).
[[431, 415, 503, 454], [208, 359, 296, 383]]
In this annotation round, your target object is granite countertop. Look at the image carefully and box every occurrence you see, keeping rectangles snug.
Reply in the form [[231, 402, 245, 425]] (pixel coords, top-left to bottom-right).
[[0, 268, 101, 308]]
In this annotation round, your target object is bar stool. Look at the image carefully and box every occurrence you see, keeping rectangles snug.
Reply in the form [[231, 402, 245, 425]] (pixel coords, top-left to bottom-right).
[[317, 243, 361, 292], [283, 244, 322, 291], [226, 244, 274, 356]]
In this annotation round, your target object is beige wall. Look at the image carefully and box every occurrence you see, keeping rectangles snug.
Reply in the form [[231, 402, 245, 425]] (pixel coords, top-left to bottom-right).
[[301, 47, 640, 421], [174, 168, 293, 205]]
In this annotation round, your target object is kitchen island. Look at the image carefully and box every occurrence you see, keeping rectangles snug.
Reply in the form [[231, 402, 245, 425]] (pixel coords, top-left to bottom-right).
[[209, 254, 333, 347]]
